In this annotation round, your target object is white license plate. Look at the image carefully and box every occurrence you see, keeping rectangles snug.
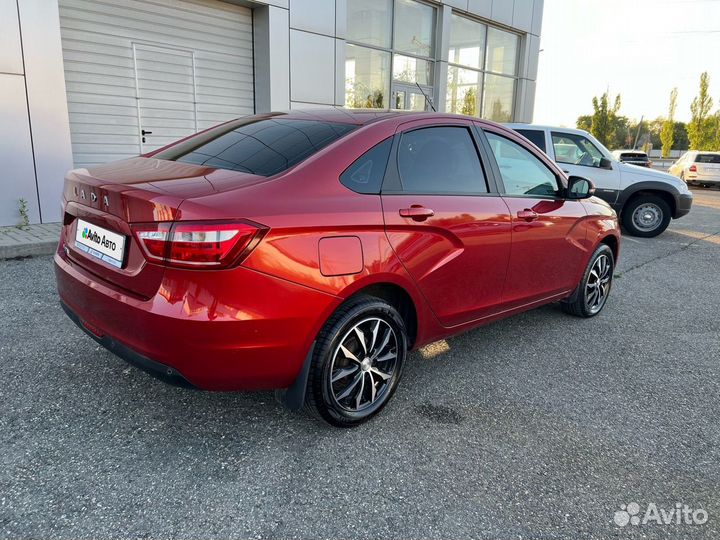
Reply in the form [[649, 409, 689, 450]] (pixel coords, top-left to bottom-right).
[[75, 219, 126, 268]]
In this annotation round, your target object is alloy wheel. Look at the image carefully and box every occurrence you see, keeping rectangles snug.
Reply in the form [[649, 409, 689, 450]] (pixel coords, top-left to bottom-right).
[[585, 254, 612, 314], [632, 203, 663, 232], [329, 317, 398, 412]]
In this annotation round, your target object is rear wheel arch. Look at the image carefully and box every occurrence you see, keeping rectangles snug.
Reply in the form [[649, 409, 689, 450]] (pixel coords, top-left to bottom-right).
[[345, 283, 418, 349]]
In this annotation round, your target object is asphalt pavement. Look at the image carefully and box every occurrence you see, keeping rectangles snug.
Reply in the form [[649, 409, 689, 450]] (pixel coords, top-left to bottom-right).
[[1, 189, 719, 539]]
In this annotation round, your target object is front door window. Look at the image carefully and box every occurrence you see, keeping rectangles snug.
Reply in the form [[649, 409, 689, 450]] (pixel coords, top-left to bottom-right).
[[551, 132, 605, 168]]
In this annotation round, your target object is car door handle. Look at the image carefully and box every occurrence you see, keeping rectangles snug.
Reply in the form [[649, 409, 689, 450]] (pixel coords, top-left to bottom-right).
[[399, 206, 434, 221], [517, 209, 538, 222]]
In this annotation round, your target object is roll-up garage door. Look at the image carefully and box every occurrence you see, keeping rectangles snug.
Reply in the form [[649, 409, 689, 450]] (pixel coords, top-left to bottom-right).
[[59, 0, 254, 168]]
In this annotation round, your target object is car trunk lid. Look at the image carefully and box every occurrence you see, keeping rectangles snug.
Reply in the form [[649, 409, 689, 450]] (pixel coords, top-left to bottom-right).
[[61, 157, 263, 298]]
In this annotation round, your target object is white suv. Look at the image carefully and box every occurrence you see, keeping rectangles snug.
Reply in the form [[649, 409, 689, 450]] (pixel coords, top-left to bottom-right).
[[668, 151, 720, 187], [506, 124, 693, 237]]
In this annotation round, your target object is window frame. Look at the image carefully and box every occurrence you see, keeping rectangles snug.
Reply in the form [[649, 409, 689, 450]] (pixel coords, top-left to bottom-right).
[[345, 0, 438, 110], [479, 127, 567, 201], [445, 12, 521, 121], [380, 122, 499, 196]]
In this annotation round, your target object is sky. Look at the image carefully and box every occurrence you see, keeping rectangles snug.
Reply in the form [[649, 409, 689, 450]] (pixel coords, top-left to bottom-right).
[[533, 0, 720, 127]]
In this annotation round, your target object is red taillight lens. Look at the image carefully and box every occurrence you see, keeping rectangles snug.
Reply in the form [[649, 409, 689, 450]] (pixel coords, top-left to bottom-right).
[[132, 221, 265, 269], [689, 165, 697, 172]]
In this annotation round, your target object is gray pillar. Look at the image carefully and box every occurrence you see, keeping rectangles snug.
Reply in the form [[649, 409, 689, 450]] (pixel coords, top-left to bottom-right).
[[253, 5, 290, 112]]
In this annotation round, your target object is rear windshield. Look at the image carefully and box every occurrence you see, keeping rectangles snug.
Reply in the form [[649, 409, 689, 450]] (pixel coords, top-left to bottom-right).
[[154, 117, 356, 176], [695, 154, 720, 164], [621, 153, 648, 160]]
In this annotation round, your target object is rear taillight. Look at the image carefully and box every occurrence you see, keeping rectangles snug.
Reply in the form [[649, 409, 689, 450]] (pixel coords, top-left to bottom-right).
[[132, 221, 265, 269], [689, 165, 697, 172]]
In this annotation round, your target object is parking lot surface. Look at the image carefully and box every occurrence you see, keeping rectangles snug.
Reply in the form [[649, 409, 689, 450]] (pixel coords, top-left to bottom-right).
[[1, 189, 719, 539]]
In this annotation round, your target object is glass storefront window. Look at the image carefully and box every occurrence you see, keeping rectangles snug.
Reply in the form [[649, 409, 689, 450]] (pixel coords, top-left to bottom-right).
[[448, 14, 486, 70], [485, 27, 519, 75], [482, 74, 515, 122], [446, 66, 482, 116], [393, 0, 436, 58], [345, 44, 391, 109], [392, 55, 434, 86], [346, 0, 392, 49]]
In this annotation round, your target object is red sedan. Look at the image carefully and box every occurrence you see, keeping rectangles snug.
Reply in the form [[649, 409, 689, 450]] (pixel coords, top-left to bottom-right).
[[55, 110, 620, 426]]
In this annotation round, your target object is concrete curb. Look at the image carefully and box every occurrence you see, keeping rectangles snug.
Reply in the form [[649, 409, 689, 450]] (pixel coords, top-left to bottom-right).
[[0, 223, 62, 261], [0, 241, 58, 260]]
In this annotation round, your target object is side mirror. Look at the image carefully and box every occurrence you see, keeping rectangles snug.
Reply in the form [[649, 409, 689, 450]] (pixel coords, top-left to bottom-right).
[[567, 176, 596, 199], [599, 157, 613, 170]]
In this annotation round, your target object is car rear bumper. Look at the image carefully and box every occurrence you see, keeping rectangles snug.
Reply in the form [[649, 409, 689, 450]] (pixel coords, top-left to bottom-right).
[[54, 249, 340, 391], [61, 301, 196, 388], [686, 176, 720, 184]]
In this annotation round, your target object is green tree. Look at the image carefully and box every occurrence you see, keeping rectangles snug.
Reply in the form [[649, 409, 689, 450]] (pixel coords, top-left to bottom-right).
[[660, 88, 678, 157], [576, 115, 592, 132], [673, 122, 690, 151], [589, 92, 622, 147], [688, 72, 714, 150], [461, 87, 477, 116]]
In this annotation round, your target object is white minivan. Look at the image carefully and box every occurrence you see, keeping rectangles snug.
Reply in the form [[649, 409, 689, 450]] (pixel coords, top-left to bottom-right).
[[506, 124, 693, 237]]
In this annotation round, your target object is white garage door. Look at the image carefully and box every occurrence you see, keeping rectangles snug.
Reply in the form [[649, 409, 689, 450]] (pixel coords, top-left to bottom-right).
[[59, 0, 254, 168]]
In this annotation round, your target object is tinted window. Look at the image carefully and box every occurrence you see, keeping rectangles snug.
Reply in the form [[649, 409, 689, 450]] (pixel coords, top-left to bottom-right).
[[340, 138, 393, 194], [696, 154, 720, 164], [515, 129, 547, 153], [486, 132, 559, 197], [397, 127, 487, 194], [551, 132, 604, 168], [155, 118, 356, 177], [620, 152, 649, 162]]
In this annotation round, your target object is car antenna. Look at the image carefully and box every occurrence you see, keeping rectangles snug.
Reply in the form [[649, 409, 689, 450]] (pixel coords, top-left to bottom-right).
[[415, 82, 436, 112]]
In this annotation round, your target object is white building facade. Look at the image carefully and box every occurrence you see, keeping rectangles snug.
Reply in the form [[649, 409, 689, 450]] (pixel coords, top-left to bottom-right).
[[0, 0, 543, 226]]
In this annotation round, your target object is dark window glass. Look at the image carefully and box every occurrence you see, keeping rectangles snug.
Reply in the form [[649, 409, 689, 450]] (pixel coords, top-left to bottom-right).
[[696, 154, 720, 164], [340, 137, 393, 194], [396, 127, 487, 194], [485, 132, 559, 197], [155, 118, 356, 177], [515, 129, 547, 153], [620, 152, 648, 161]]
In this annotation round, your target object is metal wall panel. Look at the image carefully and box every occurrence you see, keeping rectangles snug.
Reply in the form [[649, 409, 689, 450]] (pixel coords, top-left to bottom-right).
[[59, 0, 254, 168], [0, 75, 40, 226]]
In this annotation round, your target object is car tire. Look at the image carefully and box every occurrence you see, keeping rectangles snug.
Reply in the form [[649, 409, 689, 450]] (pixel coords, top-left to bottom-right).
[[305, 295, 407, 427], [561, 244, 614, 318], [621, 194, 672, 237]]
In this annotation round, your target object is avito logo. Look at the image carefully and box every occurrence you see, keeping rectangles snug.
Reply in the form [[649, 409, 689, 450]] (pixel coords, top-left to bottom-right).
[[81, 227, 116, 251]]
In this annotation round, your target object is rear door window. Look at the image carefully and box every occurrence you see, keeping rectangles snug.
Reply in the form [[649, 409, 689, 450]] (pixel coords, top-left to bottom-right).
[[396, 127, 488, 194], [514, 129, 547, 153], [154, 118, 356, 176], [340, 138, 393, 194]]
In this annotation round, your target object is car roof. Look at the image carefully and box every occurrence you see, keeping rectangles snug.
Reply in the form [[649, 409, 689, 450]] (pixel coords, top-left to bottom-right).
[[263, 107, 505, 128]]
